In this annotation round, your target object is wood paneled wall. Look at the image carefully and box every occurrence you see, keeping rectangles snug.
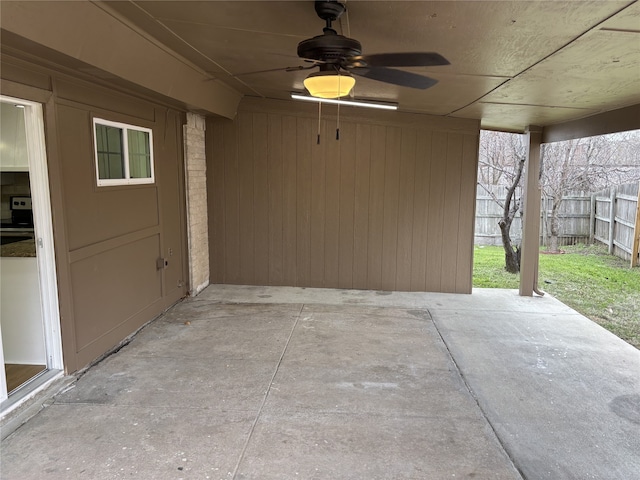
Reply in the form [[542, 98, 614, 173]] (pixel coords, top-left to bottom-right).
[[2, 55, 188, 372], [207, 98, 479, 293]]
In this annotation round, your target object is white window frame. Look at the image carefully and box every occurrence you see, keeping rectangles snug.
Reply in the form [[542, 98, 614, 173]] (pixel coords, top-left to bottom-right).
[[92, 118, 155, 186]]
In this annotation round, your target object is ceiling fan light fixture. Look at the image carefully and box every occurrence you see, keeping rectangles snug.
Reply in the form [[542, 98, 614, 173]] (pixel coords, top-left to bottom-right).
[[303, 70, 356, 99]]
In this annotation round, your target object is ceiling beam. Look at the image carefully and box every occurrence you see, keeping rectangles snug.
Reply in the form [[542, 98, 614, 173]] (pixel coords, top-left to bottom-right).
[[0, 1, 242, 119], [542, 104, 640, 143]]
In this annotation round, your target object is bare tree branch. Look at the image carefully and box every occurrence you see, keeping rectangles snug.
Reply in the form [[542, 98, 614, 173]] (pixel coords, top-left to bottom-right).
[[540, 131, 640, 252]]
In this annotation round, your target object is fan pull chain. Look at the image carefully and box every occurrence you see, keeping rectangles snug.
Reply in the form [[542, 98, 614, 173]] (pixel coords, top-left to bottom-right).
[[336, 74, 341, 140], [336, 101, 340, 140], [317, 101, 322, 144]]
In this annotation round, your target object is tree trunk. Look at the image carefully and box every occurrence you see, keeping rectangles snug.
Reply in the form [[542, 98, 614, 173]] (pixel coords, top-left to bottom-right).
[[547, 198, 562, 253], [498, 155, 526, 273], [499, 217, 520, 273]]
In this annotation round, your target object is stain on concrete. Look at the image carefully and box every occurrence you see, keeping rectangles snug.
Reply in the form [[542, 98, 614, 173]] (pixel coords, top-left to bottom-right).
[[336, 381, 399, 390], [609, 394, 640, 425], [375, 291, 392, 296], [407, 309, 432, 320], [257, 295, 272, 298]]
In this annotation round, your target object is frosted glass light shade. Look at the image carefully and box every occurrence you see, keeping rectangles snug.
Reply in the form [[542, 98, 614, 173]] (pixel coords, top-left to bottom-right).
[[303, 71, 356, 99]]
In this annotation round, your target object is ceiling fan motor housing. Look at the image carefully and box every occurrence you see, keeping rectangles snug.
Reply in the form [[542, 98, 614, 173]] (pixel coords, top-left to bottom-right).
[[299, 0, 361, 63], [297, 32, 362, 63]]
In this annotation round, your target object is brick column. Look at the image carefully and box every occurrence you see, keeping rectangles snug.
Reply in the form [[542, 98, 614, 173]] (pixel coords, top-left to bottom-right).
[[183, 112, 210, 295]]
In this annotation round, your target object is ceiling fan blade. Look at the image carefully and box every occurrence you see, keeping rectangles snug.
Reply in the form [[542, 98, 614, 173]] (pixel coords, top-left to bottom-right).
[[205, 64, 317, 82], [230, 65, 315, 78], [347, 52, 450, 68], [351, 67, 438, 89]]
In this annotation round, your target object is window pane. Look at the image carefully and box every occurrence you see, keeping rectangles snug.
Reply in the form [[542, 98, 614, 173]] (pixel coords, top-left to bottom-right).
[[94, 120, 154, 185], [127, 129, 151, 178], [95, 124, 124, 179]]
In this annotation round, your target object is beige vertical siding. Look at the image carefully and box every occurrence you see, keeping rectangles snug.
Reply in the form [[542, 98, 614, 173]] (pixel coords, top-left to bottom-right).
[[2, 55, 188, 371], [207, 98, 479, 293]]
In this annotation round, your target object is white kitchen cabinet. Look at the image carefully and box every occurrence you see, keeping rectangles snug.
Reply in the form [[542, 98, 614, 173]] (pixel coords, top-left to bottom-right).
[[0, 103, 29, 171]]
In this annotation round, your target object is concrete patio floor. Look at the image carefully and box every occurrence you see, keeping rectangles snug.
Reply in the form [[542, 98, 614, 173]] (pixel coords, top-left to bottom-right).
[[1, 286, 639, 479]]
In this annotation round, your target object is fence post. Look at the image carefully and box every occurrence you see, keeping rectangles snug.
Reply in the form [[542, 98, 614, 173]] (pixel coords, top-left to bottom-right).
[[589, 194, 596, 244], [631, 182, 640, 267], [608, 187, 616, 254], [541, 195, 546, 247]]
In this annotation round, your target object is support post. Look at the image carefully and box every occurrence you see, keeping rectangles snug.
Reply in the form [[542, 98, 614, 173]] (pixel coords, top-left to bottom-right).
[[184, 112, 210, 296], [519, 126, 543, 296], [631, 182, 640, 268]]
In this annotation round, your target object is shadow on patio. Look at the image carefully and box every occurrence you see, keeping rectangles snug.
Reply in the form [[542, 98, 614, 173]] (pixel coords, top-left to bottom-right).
[[1, 286, 638, 479]]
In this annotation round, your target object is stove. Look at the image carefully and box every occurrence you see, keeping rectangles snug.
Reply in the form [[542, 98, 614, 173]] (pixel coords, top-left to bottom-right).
[[10, 196, 34, 227], [1, 196, 34, 246]]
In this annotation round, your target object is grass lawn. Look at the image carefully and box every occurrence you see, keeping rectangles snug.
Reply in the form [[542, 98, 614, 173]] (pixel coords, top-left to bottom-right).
[[473, 244, 640, 349]]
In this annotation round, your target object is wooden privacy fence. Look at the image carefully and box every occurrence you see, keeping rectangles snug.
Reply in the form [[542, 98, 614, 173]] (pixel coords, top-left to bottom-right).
[[593, 182, 640, 265], [475, 182, 640, 266], [475, 185, 524, 246]]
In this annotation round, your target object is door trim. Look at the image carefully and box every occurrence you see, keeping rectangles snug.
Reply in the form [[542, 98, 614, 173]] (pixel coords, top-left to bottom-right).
[[22, 97, 64, 370]]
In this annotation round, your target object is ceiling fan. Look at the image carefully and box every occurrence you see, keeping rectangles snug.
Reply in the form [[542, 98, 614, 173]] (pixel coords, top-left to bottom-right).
[[296, 0, 450, 99]]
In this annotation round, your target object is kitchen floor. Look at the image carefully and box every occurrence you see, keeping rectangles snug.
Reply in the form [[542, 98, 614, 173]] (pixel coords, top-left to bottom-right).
[[1, 286, 638, 480], [4, 364, 46, 393]]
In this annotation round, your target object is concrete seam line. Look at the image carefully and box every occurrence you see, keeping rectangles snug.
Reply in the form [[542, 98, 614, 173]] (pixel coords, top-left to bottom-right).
[[231, 303, 304, 479], [429, 312, 527, 480]]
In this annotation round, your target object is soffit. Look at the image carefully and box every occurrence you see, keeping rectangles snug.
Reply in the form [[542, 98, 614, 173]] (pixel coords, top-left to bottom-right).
[[99, 1, 640, 132]]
